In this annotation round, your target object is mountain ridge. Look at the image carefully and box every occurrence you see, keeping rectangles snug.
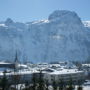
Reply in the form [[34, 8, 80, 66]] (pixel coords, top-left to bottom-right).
[[0, 10, 90, 63]]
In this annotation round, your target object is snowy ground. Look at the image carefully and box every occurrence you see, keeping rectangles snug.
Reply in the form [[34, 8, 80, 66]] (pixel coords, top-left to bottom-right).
[[75, 86, 90, 90], [75, 80, 90, 90], [83, 86, 90, 90], [83, 80, 90, 90], [13, 84, 90, 90]]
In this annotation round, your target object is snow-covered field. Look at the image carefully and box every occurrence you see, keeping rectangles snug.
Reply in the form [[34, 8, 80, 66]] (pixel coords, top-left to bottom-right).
[[83, 86, 90, 90]]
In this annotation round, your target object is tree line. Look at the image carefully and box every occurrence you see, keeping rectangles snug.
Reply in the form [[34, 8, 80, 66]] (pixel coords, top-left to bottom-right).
[[0, 70, 84, 90]]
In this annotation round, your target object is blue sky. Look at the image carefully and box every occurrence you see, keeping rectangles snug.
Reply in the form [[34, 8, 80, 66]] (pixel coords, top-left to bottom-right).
[[0, 0, 90, 22]]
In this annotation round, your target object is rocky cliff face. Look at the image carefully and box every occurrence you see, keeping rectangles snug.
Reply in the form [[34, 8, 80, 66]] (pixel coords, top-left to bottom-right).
[[0, 10, 90, 63]]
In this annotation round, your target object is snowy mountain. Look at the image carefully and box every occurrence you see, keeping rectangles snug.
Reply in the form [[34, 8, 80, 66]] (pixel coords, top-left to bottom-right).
[[0, 10, 90, 63]]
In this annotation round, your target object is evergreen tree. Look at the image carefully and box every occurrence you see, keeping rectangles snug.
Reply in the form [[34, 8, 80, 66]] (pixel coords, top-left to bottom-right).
[[0, 71, 8, 90], [24, 81, 30, 90], [77, 80, 83, 90], [67, 78, 74, 90], [32, 73, 37, 90], [77, 86, 83, 90], [58, 79, 64, 90], [37, 70, 45, 90], [52, 78, 57, 90], [45, 79, 49, 90]]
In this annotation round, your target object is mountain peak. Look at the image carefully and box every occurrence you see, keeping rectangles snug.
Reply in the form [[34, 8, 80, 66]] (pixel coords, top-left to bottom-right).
[[48, 10, 82, 24], [5, 18, 14, 25]]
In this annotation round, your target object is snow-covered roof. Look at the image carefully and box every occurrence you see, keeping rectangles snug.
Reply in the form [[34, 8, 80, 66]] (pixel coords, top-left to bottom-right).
[[82, 64, 90, 67], [45, 69, 84, 75], [0, 69, 39, 76], [0, 62, 12, 65], [18, 64, 28, 68]]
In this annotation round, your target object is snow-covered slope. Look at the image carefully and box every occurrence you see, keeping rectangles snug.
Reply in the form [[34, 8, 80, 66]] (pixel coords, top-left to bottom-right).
[[83, 21, 90, 28], [0, 10, 90, 63]]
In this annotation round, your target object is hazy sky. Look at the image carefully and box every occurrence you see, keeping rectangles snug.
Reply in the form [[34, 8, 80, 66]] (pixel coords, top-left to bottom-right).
[[0, 0, 90, 22]]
